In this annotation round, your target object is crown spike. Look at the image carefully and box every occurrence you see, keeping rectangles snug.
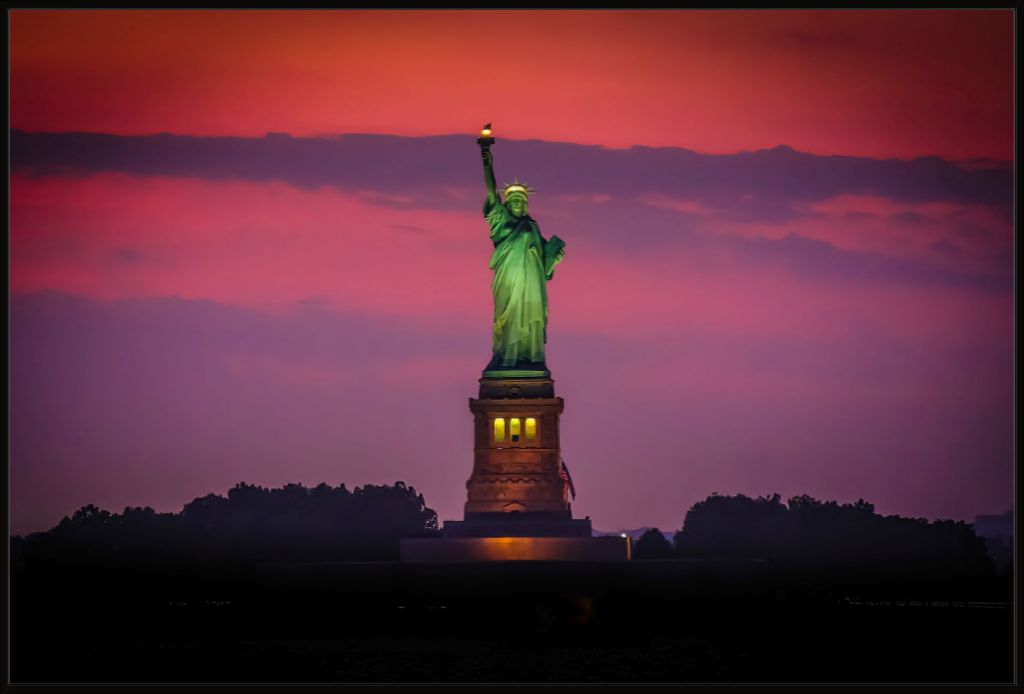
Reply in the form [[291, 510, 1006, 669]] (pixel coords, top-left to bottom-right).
[[502, 178, 536, 200]]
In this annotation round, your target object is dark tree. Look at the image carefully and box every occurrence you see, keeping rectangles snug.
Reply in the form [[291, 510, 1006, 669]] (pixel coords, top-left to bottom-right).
[[19, 480, 439, 568], [671, 492, 994, 600], [633, 528, 674, 559], [673, 493, 791, 560]]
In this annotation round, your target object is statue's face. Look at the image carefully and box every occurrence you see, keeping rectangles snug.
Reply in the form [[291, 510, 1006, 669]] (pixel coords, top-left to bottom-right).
[[507, 195, 528, 218]]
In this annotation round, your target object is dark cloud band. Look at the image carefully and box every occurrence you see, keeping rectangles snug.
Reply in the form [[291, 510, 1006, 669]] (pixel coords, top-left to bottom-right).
[[11, 130, 1011, 212]]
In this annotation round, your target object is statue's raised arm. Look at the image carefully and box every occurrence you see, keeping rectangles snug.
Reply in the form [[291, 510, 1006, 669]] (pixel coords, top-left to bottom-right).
[[483, 148, 499, 207]]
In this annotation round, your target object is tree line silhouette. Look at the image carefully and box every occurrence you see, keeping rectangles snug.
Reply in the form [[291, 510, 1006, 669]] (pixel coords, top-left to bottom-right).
[[10, 486, 1010, 683], [13, 481, 439, 568], [632, 492, 999, 600], [11, 485, 1002, 600]]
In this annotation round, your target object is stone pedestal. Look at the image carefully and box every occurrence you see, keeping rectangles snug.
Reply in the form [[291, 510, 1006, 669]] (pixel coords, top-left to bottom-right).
[[465, 377, 570, 519], [400, 375, 629, 562]]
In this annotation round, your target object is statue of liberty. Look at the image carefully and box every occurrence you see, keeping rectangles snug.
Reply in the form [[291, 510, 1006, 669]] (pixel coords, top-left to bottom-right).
[[478, 125, 566, 378]]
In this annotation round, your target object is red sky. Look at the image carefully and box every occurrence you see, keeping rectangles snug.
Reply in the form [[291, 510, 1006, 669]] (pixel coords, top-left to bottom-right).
[[11, 10, 1013, 160], [8, 10, 1015, 535]]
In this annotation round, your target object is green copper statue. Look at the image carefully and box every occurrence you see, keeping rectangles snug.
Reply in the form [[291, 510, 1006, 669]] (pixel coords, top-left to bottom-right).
[[478, 126, 565, 378]]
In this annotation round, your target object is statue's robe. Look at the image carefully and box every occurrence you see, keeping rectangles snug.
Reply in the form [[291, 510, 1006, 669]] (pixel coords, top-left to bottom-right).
[[484, 197, 557, 368]]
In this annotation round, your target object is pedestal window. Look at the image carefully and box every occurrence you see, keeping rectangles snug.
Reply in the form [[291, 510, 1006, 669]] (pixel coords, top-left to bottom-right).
[[491, 416, 539, 445]]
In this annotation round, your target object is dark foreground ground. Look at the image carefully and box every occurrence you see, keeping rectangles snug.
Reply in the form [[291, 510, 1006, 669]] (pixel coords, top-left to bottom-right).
[[12, 559, 1014, 683]]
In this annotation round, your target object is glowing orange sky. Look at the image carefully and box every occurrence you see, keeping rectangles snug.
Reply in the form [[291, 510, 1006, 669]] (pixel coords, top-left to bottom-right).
[[11, 9, 1013, 160]]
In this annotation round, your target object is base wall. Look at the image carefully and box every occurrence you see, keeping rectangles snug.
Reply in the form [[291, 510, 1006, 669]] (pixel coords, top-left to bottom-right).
[[443, 517, 592, 538], [400, 536, 630, 563]]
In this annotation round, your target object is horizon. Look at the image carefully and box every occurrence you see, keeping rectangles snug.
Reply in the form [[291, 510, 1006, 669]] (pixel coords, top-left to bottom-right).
[[9, 471, 1013, 538]]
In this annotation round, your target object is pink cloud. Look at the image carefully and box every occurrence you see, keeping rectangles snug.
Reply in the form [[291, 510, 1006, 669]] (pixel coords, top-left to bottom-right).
[[639, 191, 1011, 268], [12, 173, 1010, 353], [11, 173, 488, 317]]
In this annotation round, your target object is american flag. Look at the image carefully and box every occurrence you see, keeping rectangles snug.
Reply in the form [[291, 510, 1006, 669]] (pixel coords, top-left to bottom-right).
[[560, 458, 576, 500]]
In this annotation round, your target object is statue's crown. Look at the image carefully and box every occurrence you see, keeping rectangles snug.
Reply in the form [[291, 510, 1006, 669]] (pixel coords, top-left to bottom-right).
[[502, 178, 535, 200]]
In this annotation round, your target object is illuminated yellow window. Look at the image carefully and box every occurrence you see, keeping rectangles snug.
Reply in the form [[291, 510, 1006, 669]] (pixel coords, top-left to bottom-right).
[[493, 418, 505, 442], [510, 418, 521, 442], [525, 417, 537, 441]]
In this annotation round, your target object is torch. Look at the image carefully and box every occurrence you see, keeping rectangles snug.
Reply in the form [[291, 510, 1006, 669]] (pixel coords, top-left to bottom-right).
[[477, 122, 495, 153]]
